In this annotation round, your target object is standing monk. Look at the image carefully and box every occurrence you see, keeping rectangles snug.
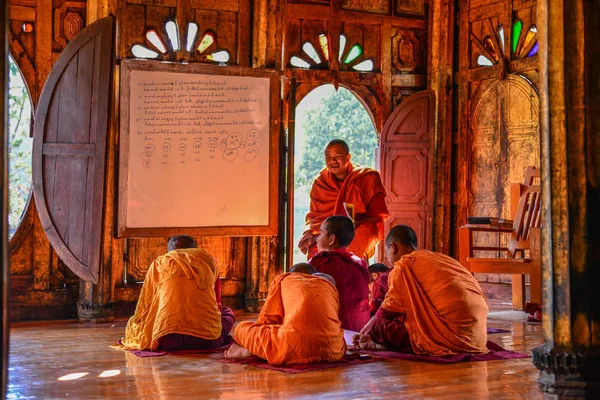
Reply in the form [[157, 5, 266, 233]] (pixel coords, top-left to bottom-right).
[[298, 139, 389, 260], [121, 235, 234, 351], [354, 225, 489, 356]]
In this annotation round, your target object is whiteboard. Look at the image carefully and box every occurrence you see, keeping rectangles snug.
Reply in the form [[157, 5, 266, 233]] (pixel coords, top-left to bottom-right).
[[118, 61, 280, 237]]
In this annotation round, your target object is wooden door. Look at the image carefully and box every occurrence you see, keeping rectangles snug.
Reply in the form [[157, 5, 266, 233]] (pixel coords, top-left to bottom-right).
[[470, 75, 540, 221], [32, 17, 113, 284], [380, 90, 435, 251]]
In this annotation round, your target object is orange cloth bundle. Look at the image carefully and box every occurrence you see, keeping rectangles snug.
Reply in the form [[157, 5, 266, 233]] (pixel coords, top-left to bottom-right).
[[233, 273, 347, 365], [382, 250, 489, 356], [122, 248, 222, 350]]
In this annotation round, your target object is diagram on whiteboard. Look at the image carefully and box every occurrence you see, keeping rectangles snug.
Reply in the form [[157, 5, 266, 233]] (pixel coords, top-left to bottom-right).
[[125, 70, 271, 228]]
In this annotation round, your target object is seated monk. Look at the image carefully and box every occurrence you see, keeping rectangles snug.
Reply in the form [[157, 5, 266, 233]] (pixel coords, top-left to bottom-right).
[[298, 139, 389, 260], [121, 235, 234, 351], [354, 225, 489, 356], [288, 262, 317, 275], [368, 263, 391, 316], [309, 215, 371, 332], [224, 271, 346, 365]]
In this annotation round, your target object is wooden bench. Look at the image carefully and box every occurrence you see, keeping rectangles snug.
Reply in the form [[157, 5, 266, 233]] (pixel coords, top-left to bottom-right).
[[459, 166, 541, 311]]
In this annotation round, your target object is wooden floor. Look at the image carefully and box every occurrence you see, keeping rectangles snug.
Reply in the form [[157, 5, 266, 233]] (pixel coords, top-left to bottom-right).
[[7, 302, 544, 399]]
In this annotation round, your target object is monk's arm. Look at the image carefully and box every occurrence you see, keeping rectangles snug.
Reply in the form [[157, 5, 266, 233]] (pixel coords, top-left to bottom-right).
[[298, 230, 317, 254]]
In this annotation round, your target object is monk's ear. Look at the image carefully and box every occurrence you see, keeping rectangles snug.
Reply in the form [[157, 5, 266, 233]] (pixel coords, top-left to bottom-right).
[[371, 272, 379, 280], [390, 242, 400, 256], [329, 233, 337, 248]]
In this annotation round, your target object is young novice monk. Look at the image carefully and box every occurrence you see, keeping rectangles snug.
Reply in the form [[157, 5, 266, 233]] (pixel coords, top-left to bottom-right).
[[354, 225, 489, 356], [225, 269, 346, 365], [121, 235, 234, 351], [309, 215, 370, 332], [368, 263, 391, 316]]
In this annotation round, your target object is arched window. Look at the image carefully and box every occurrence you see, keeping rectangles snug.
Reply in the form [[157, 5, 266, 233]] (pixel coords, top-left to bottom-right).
[[8, 55, 33, 239]]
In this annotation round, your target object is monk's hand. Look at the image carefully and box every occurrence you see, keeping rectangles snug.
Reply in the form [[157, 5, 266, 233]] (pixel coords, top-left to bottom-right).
[[298, 231, 316, 254]]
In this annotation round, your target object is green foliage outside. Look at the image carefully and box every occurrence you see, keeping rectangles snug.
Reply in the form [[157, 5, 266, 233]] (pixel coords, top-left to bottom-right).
[[8, 57, 33, 238], [292, 86, 378, 264]]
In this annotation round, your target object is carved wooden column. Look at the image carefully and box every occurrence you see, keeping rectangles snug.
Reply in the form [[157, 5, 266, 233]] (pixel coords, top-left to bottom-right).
[[532, 1, 600, 397]]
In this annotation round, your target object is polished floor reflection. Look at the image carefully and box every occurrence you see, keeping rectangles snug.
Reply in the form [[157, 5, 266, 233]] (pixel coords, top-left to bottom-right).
[[7, 302, 543, 399]]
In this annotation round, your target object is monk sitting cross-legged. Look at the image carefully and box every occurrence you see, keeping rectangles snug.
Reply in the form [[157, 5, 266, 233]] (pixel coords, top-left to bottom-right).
[[224, 269, 346, 365], [309, 215, 371, 332], [121, 235, 234, 351], [353, 225, 489, 356], [368, 263, 391, 316]]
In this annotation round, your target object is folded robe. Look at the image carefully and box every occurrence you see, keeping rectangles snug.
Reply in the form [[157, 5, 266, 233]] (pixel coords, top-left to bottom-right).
[[122, 248, 222, 351], [381, 250, 489, 356], [309, 249, 371, 332], [233, 273, 347, 365], [305, 163, 389, 258]]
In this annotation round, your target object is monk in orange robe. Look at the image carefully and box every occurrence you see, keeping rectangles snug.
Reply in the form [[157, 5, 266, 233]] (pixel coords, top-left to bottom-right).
[[121, 235, 234, 351], [309, 215, 371, 332], [224, 272, 346, 365], [353, 225, 489, 356], [298, 139, 389, 260]]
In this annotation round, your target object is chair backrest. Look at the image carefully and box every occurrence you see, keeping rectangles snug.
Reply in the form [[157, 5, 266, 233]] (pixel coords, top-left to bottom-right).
[[508, 166, 541, 257]]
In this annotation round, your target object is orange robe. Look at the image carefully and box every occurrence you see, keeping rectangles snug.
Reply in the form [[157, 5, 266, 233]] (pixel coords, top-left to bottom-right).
[[122, 248, 222, 350], [305, 163, 389, 259], [233, 273, 346, 365], [380, 250, 489, 356]]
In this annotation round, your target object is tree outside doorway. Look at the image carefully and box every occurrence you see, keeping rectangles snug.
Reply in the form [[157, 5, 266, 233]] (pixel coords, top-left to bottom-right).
[[293, 84, 378, 264]]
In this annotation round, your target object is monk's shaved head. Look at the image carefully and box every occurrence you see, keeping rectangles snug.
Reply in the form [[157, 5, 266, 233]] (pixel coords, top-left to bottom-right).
[[324, 139, 350, 154], [385, 225, 418, 248], [323, 216, 355, 248], [313, 272, 336, 286], [368, 263, 390, 275], [168, 235, 198, 251], [290, 262, 317, 275]]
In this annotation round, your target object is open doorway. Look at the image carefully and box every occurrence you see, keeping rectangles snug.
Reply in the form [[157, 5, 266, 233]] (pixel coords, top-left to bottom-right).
[[291, 84, 378, 264]]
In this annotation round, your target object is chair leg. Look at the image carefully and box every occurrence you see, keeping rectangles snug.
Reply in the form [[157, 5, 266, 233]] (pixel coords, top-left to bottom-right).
[[511, 274, 526, 311]]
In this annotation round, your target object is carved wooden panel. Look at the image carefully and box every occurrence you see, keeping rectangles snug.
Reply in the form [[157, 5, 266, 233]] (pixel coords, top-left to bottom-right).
[[396, 0, 425, 17], [380, 90, 435, 250], [392, 29, 420, 73], [342, 0, 390, 15], [53, 1, 86, 51]]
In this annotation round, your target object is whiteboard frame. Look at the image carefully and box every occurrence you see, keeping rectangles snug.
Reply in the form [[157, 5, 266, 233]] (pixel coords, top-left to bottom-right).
[[117, 60, 281, 238]]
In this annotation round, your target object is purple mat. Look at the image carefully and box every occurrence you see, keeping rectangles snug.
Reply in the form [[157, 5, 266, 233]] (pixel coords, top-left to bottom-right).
[[128, 343, 232, 358], [358, 341, 528, 364], [487, 327, 511, 334], [217, 352, 383, 374]]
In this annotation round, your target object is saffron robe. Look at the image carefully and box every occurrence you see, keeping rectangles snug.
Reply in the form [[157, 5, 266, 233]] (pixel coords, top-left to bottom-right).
[[233, 273, 346, 365], [376, 250, 489, 356], [305, 163, 389, 259], [369, 269, 391, 316], [309, 249, 371, 332], [122, 248, 222, 351]]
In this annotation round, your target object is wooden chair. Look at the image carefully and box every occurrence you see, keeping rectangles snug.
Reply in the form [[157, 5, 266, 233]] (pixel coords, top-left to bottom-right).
[[459, 166, 541, 311]]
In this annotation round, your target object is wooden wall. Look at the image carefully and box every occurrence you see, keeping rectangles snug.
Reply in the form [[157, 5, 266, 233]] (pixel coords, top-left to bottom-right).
[[454, 0, 540, 301], [8, 0, 435, 321]]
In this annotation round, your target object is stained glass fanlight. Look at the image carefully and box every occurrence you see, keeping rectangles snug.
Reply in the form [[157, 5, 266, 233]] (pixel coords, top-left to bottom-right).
[[165, 21, 180, 51], [146, 29, 167, 53], [303, 42, 322, 64], [290, 56, 311, 69], [476, 20, 538, 68], [186, 22, 199, 52], [339, 34, 347, 62], [352, 60, 374, 71], [318, 34, 330, 61], [197, 32, 215, 54], [130, 20, 230, 65], [344, 44, 362, 64]]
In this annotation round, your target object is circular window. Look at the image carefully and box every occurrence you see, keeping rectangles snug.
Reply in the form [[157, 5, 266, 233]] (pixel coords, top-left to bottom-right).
[[8, 55, 33, 239]]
